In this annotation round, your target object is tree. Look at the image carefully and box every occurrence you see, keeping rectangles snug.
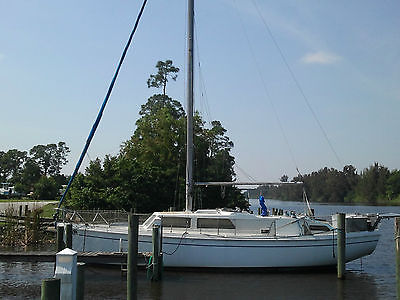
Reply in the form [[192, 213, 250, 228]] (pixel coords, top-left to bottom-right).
[[0, 149, 27, 183], [14, 159, 41, 194], [280, 175, 289, 183], [147, 60, 179, 95], [33, 176, 59, 200], [386, 170, 400, 201], [29, 142, 70, 176], [355, 163, 390, 203], [68, 59, 246, 212]]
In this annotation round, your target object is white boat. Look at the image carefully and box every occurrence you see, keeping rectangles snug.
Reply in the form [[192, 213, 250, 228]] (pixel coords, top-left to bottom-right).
[[70, 209, 380, 268], [64, 0, 383, 269]]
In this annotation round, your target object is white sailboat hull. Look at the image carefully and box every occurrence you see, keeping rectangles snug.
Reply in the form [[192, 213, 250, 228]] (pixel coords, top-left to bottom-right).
[[72, 226, 379, 268]]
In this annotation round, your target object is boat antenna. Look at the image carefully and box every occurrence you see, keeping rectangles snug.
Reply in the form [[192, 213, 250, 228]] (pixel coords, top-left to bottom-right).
[[185, 0, 194, 212], [55, 0, 148, 216]]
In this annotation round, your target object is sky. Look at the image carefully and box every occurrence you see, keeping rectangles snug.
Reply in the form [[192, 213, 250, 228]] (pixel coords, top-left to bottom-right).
[[0, 0, 399, 182]]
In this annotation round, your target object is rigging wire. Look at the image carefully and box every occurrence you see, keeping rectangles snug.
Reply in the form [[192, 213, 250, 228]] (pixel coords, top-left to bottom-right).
[[56, 0, 148, 211], [194, 18, 213, 124], [232, 0, 300, 174], [251, 0, 343, 167], [235, 163, 257, 182]]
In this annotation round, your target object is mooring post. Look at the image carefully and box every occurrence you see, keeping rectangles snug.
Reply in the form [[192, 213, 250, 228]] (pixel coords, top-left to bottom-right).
[[395, 217, 400, 298], [56, 224, 65, 252], [337, 213, 346, 279], [41, 278, 60, 300], [54, 248, 78, 300], [152, 221, 161, 281], [159, 220, 163, 278], [19, 205, 22, 217], [65, 223, 72, 249], [76, 262, 85, 300], [127, 213, 139, 300], [24, 204, 29, 216]]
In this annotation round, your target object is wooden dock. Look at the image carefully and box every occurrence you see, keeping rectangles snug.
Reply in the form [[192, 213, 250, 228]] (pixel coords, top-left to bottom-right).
[[0, 251, 149, 266]]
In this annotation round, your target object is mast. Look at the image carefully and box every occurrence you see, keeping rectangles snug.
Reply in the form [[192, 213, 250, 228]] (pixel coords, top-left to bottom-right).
[[185, 0, 194, 212]]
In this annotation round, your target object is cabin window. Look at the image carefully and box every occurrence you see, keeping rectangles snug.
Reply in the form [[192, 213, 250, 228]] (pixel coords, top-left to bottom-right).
[[197, 218, 235, 229], [162, 217, 191, 228]]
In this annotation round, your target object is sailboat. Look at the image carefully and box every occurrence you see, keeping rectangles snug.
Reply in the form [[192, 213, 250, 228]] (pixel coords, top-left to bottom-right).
[[63, 0, 383, 268]]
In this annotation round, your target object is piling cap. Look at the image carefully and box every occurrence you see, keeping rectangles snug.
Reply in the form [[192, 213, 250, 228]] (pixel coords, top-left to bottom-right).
[[153, 217, 162, 227], [57, 248, 77, 256]]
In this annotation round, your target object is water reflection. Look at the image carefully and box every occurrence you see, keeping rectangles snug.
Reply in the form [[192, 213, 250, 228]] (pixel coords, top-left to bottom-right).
[[80, 267, 378, 300]]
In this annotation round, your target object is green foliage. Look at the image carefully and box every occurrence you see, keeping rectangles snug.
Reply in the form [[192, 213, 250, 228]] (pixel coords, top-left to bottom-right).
[[387, 170, 400, 201], [355, 163, 390, 204], [257, 163, 400, 205], [0, 149, 27, 183], [33, 176, 59, 200], [0, 142, 69, 198], [147, 60, 180, 95], [68, 60, 246, 212], [29, 142, 70, 176]]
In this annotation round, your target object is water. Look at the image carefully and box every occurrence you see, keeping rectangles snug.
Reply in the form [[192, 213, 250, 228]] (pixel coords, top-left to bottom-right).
[[1, 200, 399, 299]]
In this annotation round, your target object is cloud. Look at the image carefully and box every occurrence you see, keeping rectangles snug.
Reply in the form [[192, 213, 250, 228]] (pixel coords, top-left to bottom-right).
[[301, 51, 341, 64]]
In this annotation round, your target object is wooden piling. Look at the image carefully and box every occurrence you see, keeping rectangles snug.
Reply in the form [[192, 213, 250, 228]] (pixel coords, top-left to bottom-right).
[[152, 225, 161, 281], [337, 213, 346, 279], [127, 213, 139, 300], [24, 204, 29, 216], [65, 223, 72, 249], [19, 205, 22, 217], [159, 221, 163, 277], [76, 262, 85, 300], [395, 217, 400, 298], [56, 224, 65, 252], [41, 278, 60, 300]]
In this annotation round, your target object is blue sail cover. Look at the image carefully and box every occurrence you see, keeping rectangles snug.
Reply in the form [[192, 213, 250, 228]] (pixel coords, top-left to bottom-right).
[[259, 195, 267, 216]]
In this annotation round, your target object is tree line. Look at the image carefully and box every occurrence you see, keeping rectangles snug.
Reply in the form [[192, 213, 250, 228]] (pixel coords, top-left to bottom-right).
[[254, 163, 400, 205], [0, 142, 70, 199]]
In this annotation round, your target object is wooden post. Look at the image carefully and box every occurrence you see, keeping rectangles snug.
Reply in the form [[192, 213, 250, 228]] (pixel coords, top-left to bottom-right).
[[56, 224, 65, 252], [19, 205, 22, 217], [41, 278, 60, 300], [24, 204, 29, 216], [159, 221, 163, 278], [65, 223, 72, 249], [76, 262, 85, 300], [337, 213, 346, 279], [395, 217, 400, 298], [152, 225, 161, 281], [127, 213, 139, 300]]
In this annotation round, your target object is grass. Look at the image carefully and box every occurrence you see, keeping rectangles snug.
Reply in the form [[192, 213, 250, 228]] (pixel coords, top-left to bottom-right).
[[0, 198, 57, 203], [40, 203, 58, 218]]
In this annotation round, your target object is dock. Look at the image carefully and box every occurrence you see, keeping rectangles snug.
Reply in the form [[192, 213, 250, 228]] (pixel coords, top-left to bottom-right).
[[0, 251, 149, 266]]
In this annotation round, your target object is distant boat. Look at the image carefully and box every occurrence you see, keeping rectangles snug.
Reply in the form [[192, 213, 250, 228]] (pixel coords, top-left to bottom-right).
[[65, 0, 384, 268]]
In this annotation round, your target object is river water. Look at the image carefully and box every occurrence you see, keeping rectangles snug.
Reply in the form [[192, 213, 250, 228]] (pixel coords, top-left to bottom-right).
[[1, 200, 399, 299]]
